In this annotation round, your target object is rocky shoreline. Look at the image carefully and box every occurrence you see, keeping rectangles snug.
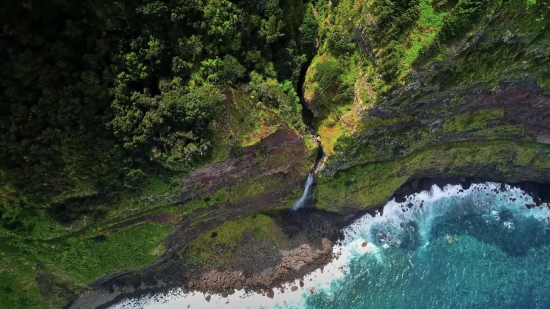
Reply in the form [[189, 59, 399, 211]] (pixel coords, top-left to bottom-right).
[[66, 208, 364, 309], [65, 176, 550, 309], [393, 177, 550, 206]]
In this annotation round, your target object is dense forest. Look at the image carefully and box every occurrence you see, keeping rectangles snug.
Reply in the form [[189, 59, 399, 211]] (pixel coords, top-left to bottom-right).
[[0, 0, 320, 230]]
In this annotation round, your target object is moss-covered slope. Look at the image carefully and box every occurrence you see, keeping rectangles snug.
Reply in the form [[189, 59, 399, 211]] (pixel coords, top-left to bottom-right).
[[0, 88, 315, 308], [308, 0, 550, 211]]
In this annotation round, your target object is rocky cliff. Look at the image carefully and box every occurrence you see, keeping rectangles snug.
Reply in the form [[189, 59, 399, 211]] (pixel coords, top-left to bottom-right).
[[305, 0, 550, 212]]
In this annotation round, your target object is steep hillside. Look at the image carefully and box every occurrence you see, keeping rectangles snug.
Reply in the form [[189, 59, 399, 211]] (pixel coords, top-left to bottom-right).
[[303, 0, 550, 211], [0, 0, 317, 307]]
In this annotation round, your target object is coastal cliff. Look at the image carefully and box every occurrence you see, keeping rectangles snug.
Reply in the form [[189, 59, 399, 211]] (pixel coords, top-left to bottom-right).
[[305, 0, 550, 211], [3, 0, 550, 308]]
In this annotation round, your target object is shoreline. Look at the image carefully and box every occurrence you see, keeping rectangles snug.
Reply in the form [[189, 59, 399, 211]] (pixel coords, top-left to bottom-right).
[[101, 240, 377, 309], [392, 177, 550, 206], [67, 177, 550, 309]]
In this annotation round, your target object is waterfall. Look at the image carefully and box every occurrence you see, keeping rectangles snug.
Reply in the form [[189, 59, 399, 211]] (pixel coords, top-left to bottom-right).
[[292, 173, 314, 211]]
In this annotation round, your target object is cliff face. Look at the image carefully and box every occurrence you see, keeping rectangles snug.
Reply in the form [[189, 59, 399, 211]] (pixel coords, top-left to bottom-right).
[[305, 0, 550, 212], [163, 125, 316, 257]]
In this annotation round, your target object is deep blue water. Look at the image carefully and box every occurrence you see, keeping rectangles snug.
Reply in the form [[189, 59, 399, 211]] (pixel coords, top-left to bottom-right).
[[296, 183, 550, 309]]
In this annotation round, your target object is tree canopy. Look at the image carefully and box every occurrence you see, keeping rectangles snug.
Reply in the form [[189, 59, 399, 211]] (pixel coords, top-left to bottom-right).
[[0, 0, 317, 229]]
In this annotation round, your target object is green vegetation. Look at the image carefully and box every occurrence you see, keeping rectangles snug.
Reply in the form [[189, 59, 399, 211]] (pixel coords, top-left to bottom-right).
[[306, 0, 550, 179], [0, 257, 45, 309], [317, 141, 550, 212], [0, 218, 173, 309], [31, 222, 173, 283], [0, 0, 315, 230], [0, 0, 320, 306], [184, 214, 285, 267], [182, 175, 287, 215], [443, 109, 505, 132], [3, 0, 550, 307], [439, 0, 494, 41]]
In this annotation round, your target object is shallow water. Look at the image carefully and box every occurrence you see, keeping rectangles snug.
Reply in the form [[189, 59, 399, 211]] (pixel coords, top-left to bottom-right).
[[111, 183, 550, 309]]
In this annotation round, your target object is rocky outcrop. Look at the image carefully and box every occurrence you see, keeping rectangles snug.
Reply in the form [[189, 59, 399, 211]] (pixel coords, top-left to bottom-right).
[[180, 127, 315, 202], [68, 209, 354, 309], [164, 126, 316, 253], [182, 238, 333, 293]]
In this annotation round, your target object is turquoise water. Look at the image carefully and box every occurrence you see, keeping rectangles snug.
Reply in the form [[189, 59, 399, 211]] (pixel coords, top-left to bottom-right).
[[292, 183, 550, 309]]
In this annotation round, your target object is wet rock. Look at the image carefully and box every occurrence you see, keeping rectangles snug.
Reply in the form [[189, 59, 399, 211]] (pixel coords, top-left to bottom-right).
[[299, 280, 304, 287], [222, 291, 228, 298], [309, 287, 315, 293], [361, 241, 368, 247], [291, 286, 298, 292], [205, 295, 211, 302], [266, 289, 275, 299], [234, 280, 243, 290]]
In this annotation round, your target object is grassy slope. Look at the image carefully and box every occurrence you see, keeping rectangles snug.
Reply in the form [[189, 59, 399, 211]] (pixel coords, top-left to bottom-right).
[[0, 89, 310, 308], [311, 0, 550, 210], [316, 141, 550, 211], [183, 213, 287, 267]]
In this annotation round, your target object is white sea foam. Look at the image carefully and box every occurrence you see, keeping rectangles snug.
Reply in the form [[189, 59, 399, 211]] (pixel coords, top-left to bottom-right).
[[109, 182, 550, 309]]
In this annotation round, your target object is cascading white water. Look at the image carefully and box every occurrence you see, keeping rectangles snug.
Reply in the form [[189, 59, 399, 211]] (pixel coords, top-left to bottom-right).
[[292, 173, 314, 210]]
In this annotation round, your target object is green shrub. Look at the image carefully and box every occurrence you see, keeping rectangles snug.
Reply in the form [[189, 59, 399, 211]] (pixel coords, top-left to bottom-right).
[[440, 0, 492, 41]]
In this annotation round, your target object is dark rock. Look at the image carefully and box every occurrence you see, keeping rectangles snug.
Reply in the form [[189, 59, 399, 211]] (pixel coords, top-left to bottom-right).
[[266, 289, 275, 299], [410, 179, 420, 192]]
